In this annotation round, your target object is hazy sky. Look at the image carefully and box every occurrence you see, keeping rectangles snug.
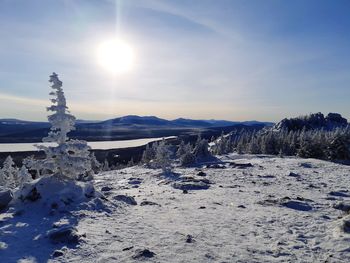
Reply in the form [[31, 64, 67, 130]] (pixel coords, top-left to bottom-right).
[[1, 0, 349, 122]]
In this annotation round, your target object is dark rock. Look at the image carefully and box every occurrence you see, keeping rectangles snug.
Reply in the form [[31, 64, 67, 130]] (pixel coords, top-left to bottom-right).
[[199, 206, 206, 209], [282, 201, 313, 211], [329, 191, 350, 197], [52, 250, 64, 258], [183, 190, 188, 194], [47, 226, 80, 244], [132, 249, 156, 259], [343, 220, 350, 233], [300, 163, 312, 168], [173, 182, 210, 191], [186, 234, 194, 243], [140, 201, 161, 207], [101, 186, 113, 192], [0, 189, 13, 210], [173, 176, 211, 191], [122, 246, 134, 251], [288, 172, 300, 177], [230, 162, 253, 168], [258, 175, 275, 179], [238, 205, 246, 209], [25, 187, 41, 202], [113, 195, 137, 205], [197, 171, 207, 177], [128, 179, 142, 185], [181, 176, 211, 184], [206, 164, 225, 169], [334, 203, 350, 213]]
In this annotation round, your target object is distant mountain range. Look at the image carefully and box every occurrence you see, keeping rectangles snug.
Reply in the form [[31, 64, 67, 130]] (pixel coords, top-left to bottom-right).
[[0, 115, 273, 143], [99, 115, 273, 127]]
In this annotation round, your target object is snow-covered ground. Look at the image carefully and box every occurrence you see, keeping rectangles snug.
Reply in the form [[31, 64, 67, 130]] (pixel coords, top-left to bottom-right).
[[1, 154, 350, 262]]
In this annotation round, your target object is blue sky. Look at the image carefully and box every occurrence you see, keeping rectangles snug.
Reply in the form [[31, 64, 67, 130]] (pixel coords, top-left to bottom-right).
[[0, 0, 349, 121]]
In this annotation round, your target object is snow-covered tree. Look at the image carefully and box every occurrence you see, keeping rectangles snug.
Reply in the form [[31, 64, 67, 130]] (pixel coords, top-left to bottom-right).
[[102, 159, 110, 171], [23, 155, 42, 179], [90, 153, 101, 173], [17, 165, 32, 188], [154, 139, 172, 173], [127, 157, 135, 167], [193, 137, 211, 160], [177, 142, 195, 166], [29, 73, 92, 180], [1, 156, 18, 189], [176, 140, 187, 158], [141, 143, 156, 164], [0, 169, 6, 188]]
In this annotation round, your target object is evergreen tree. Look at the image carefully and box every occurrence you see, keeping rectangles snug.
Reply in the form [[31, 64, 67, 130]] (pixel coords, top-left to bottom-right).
[[141, 143, 156, 164], [17, 165, 32, 188], [176, 140, 187, 158], [32, 73, 92, 180], [154, 139, 172, 173], [2, 156, 18, 189]]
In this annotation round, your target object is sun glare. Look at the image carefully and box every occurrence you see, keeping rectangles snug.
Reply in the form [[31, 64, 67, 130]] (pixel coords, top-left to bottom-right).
[[97, 39, 135, 74]]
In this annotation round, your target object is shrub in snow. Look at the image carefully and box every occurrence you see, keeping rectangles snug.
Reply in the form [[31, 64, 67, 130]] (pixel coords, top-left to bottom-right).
[[90, 153, 101, 173], [180, 151, 196, 167], [328, 130, 350, 160], [176, 140, 187, 158], [102, 159, 110, 171], [153, 139, 172, 173], [23, 155, 42, 179], [13, 176, 96, 210], [28, 73, 93, 180], [1, 156, 18, 189], [211, 132, 232, 155], [127, 157, 135, 167], [17, 165, 33, 188], [141, 143, 156, 164], [193, 136, 212, 160], [177, 141, 195, 166]]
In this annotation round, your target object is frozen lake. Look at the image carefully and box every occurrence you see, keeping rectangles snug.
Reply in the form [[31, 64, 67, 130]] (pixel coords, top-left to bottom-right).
[[0, 137, 175, 152]]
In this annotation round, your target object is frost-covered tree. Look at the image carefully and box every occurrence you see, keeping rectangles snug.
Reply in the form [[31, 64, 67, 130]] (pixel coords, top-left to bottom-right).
[[90, 153, 101, 173], [127, 157, 135, 167], [23, 155, 42, 179], [154, 139, 172, 173], [0, 169, 6, 188], [141, 143, 156, 164], [176, 140, 187, 158], [178, 142, 195, 166], [17, 165, 32, 188], [30, 73, 92, 180], [102, 159, 110, 171], [1, 156, 18, 189], [193, 137, 211, 160], [212, 132, 232, 155]]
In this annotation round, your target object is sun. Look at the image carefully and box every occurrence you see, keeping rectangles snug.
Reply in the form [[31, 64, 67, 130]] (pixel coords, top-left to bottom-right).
[[97, 39, 135, 74]]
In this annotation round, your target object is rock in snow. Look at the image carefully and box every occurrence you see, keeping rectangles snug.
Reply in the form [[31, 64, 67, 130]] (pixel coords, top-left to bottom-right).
[[0, 189, 12, 210], [47, 226, 80, 244], [282, 200, 313, 211], [132, 249, 156, 259], [113, 194, 137, 205]]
